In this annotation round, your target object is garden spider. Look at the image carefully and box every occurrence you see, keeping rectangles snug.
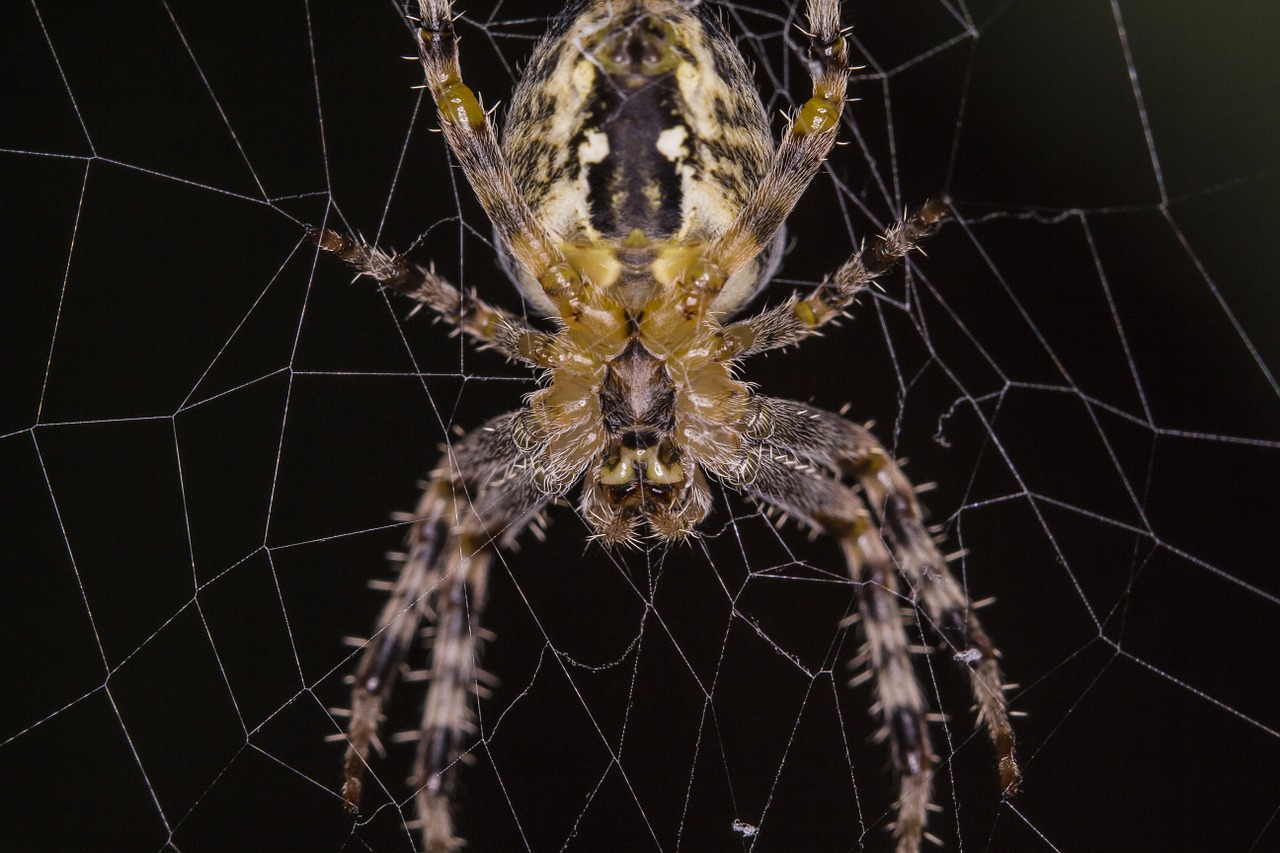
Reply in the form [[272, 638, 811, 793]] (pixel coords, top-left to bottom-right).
[[314, 1, 1018, 850]]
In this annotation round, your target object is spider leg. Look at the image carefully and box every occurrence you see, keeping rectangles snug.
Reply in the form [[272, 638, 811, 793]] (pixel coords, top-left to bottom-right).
[[713, 201, 945, 361], [749, 398, 1019, 794], [309, 228, 555, 367], [413, 0, 587, 314], [746, 455, 935, 850], [703, 0, 850, 286], [343, 412, 548, 853]]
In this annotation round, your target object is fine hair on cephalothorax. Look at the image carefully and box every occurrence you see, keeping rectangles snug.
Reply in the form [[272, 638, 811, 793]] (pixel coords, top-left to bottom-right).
[[312, 2, 1018, 851]]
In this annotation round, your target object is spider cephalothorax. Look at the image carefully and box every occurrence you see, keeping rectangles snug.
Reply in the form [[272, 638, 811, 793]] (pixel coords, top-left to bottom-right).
[[315, 2, 1018, 851]]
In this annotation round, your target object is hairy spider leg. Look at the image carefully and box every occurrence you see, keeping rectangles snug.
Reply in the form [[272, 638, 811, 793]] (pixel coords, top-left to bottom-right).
[[414, 0, 604, 323], [712, 201, 947, 361], [307, 229, 557, 368], [740, 398, 1018, 849], [693, 0, 851, 308], [341, 413, 547, 853]]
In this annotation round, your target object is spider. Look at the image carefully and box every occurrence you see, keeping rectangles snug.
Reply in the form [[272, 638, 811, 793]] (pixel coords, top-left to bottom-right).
[[312, 1, 1018, 850]]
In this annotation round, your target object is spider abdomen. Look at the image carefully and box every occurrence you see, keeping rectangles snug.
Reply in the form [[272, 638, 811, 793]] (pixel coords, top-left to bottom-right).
[[500, 0, 782, 317]]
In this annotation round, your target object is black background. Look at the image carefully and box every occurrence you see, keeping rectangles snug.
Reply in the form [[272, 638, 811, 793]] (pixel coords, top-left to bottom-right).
[[4, 2, 1279, 852]]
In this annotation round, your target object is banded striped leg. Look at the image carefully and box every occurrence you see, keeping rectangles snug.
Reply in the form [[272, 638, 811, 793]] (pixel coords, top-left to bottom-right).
[[747, 457, 936, 850], [844, 425, 1019, 795], [412, 0, 595, 315], [705, 0, 851, 285], [747, 398, 1020, 796], [342, 413, 548, 853], [411, 530, 491, 852], [846, 517, 935, 851], [713, 201, 946, 360], [747, 397, 1018, 783]]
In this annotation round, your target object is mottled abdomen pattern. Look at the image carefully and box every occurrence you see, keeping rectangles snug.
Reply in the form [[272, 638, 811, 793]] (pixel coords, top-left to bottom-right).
[[500, 0, 781, 315]]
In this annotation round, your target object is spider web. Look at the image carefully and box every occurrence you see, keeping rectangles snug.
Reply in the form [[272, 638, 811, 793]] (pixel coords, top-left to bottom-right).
[[5, 1, 1279, 850]]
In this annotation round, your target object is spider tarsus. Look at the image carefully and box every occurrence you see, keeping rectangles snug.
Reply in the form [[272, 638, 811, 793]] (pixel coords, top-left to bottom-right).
[[1000, 751, 1022, 795]]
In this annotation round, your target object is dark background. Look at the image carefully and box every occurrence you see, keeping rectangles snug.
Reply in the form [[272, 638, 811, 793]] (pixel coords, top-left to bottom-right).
[[4, 2, 1278, 851]]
